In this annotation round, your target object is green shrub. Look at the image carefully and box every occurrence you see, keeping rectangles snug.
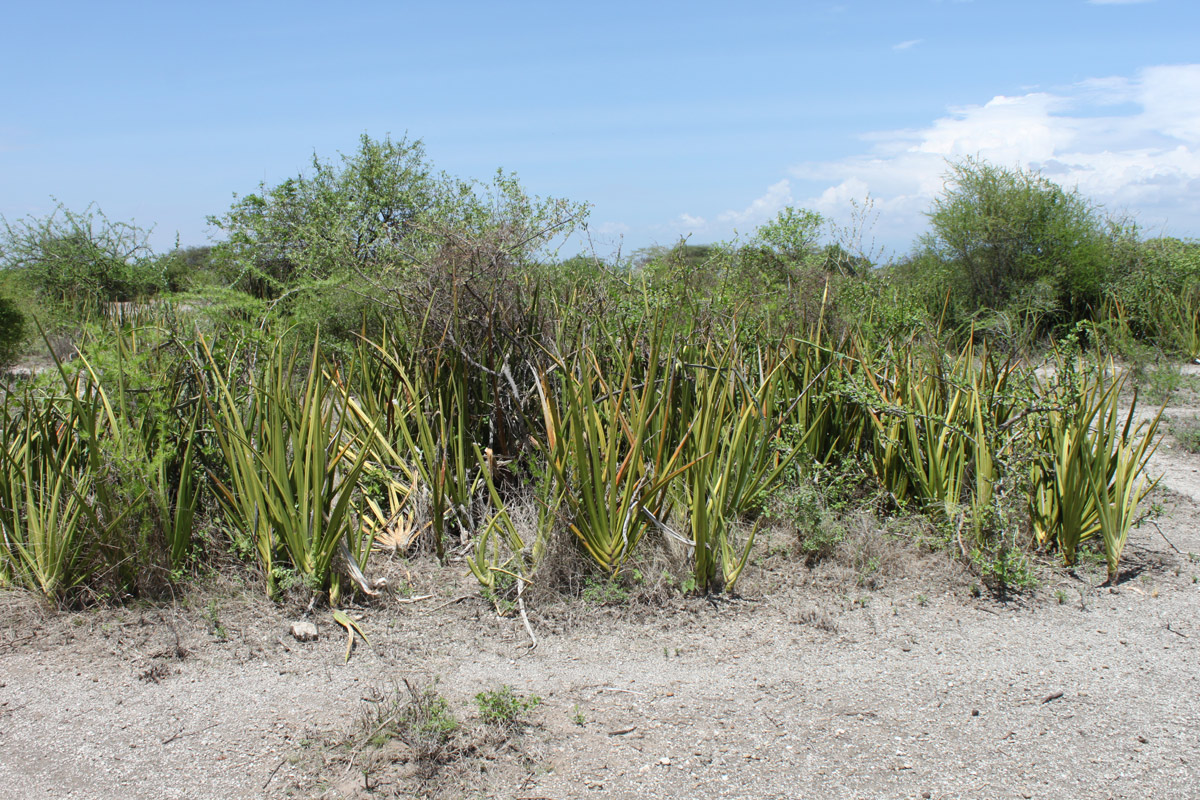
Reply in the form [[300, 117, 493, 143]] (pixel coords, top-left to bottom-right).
[[474, 685, 540, 734], [927, 157, 1133, 331], [1, 203, 163, 310], [1104, 238, 1200, 357], [0, 294, 26, 369]]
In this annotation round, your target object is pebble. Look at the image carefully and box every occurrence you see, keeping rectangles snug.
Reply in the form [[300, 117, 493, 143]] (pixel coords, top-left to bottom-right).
[[289, 621, 318, 642]]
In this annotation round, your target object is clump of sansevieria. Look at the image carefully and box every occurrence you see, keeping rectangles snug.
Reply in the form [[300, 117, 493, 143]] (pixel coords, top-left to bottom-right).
[[1029, 357, 1162, 583], [677, 337, 801, 593], [0, 392, 102, 599], [203, 334, 373, 603], [67, 334, 203, 584], [538, 329, 689, 576], [355, 335, 483, 561], [858, 335, 1024, 540], [0, 320, 204, 602]]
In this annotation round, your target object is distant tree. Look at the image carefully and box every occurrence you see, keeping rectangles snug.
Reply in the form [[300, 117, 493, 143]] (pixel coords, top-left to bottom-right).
[[0, 203, 160, 309], [927, 157, 1127, 323], [173, 244, 216, 275], [209, 134, 589, 366], [635, 239, 726, 316], [209, 133, 438, 299], [753, 207, 824, 264], [633, 243, 717, 272], [147, 244, 217, 293], [817, 243, 871, 278], [730, 207, 829, 304]]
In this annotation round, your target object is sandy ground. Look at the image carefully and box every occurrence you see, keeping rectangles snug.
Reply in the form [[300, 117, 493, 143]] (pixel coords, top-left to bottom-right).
[[2, 371, 1200, 800]]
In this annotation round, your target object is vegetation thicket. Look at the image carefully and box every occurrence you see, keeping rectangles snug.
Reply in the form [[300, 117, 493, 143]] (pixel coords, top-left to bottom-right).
[[0, 136, 1194, 611]]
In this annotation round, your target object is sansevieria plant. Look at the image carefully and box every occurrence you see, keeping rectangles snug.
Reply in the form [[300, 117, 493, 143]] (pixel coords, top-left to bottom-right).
[[203, 334, 373, 602], [1029, 360, 1162, 581], [538, 332, 690, 575], [680, 339, 802, 592]]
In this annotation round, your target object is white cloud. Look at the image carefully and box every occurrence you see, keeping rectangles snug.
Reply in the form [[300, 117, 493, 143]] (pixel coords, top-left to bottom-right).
[[590, 221, 630, 236], [787, 64, 1200, 249], [892, 39, 922, 51], [716, 179, 794, 228]]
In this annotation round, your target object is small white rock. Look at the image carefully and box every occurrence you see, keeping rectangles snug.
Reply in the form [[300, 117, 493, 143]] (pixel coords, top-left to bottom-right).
[[290, 621, 318, 642]]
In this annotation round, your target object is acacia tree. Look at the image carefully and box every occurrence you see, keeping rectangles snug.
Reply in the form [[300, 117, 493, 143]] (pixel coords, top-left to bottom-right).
[[209, 135, 590, 455], [927, 157, 1128, 325], [0, 203, 161, 309], [210, 136, 587, 315], [209, 133, 439, 300]]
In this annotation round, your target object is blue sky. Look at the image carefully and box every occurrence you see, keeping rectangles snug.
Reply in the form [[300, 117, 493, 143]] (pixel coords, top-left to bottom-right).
[[2, 0, 1198, 260]]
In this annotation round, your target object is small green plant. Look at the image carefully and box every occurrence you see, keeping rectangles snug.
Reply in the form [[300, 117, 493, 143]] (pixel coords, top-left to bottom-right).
[[856, 555, 882, 587], [359, 679, 459, 779], [1172, 416, 1200, 454], [572, 704, 586, 727], [773, 483, 845, 565], [1142, 363, 1184, 404], [1054, 589, 1069, 605], [582, 575, 629, 606], [972, 540, 1037, 593], [481, 569, 517, 615], [915, 593, 928, 607], [270, 567, 320, 598], [205, 599, 228, 640], [474, 685, 541, 734]]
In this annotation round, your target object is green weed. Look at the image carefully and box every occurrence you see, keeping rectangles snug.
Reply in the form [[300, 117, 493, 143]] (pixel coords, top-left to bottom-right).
[[474, 685, 541, 734]]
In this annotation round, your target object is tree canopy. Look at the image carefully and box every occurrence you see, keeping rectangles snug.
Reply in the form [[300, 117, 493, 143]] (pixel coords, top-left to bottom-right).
[[927, 157, 1130, 324]]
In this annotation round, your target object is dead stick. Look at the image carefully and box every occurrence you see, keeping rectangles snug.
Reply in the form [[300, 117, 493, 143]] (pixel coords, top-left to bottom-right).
[[1150, 520, 1183, 555], [162, 722, 219, 745], [428, 595, 472, 612], [517, 575, 537, 650], [395, 594, 434, 604], [263, 757, 287, 789]]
